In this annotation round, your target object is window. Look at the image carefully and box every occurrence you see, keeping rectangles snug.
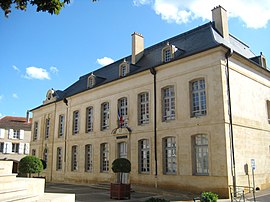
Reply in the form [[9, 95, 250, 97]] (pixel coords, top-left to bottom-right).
[[101, 102, 110, 130], [86, 107, 94, 133], [139, 139, 150, 173], [138, 92, 149, 125], [73, 111, 79, 135], [32, 149, 36, 156], [193, 134, 208, 175], [13, 130, 20, 139], [88, 75, 95, 88], [191, 79, 206, 117], [33, 122, 38, 141], [71, 145, 78, 171], [43, 148, 48, 166], [119, 60, 129, 77], [164, 48, 171, 62], [12, 143, 19, 153], [0, 142, 4, 153], [85, 144, 93, 172], [58, 115, 65, 137], [163, 137, 176, 174], [56, 147, 62, 170], [267, 100, 270, 124], [118, 97, 128, 127], [120, 64, 127, 77], [45, 118, 50, 139], [101, 143, 109, 172], [162, 86, 175, 121]]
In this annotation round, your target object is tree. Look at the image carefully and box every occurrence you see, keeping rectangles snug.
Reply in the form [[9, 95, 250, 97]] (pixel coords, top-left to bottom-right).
[[19, 156, 43, 177], [111, 158, 131, 184], [0, 0, 97, 17]]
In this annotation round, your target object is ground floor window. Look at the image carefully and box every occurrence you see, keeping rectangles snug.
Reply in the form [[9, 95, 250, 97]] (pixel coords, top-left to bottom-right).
[[101, 143, 109, 172], [139, 139, 150, 173], [71, 145, 78, 171], [163, 137, 176, 174], [193, 134, 208, 175]]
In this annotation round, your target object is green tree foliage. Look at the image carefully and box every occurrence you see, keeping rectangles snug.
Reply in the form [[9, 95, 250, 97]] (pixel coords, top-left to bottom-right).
[[19, 156, 43, 177], [0, 0, 97, 17], [112, 158, 131, 184], [200, 192, 218, 202]]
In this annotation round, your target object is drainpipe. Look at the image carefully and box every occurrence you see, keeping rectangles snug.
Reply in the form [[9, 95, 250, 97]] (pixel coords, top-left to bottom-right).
[[50, 102, 57, 181], [150, 68, 158, 180], [63, 98, 69, 175], [225, 49, 237, 197]]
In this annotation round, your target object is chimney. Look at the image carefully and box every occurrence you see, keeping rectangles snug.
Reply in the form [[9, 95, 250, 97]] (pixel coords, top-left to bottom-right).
[[132, 32, 144, 64], [26, 110, 30, 123], [212, 6, 229, 39]]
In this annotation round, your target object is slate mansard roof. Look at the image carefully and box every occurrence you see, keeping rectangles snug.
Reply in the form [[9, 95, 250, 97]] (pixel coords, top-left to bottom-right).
[[33, 22, 265, 110]]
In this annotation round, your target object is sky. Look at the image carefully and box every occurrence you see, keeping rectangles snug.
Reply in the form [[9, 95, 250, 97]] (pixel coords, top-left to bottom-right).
[[0, 0, 270, 118]]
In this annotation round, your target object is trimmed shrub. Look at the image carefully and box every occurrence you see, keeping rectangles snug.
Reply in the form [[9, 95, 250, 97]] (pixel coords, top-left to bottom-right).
[[200, 191, 218, 202], [19, 156, 43, 177]]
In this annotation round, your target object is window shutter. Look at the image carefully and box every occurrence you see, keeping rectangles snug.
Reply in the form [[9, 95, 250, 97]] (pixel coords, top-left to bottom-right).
[[19, 130, 24, 140], [8, 129, 14, 139], [5, 142, 12, 153], [19, 143, 24, 154], [24, 143, 30, 154], [0, 128, 5, 139]]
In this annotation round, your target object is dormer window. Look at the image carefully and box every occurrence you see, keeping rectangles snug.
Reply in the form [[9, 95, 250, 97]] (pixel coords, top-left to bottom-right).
[[87, 74, 96, 88], [43, 89, 57, 104], [119, 59, 129, 77], [162, 42, 177, 63]]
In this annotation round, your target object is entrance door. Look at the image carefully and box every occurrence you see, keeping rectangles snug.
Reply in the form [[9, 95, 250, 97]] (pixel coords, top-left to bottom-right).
[[118, 142, 128, 184]]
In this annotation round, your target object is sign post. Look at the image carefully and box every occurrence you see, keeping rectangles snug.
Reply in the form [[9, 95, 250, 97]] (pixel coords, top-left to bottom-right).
[[251, 159, 256, 202]]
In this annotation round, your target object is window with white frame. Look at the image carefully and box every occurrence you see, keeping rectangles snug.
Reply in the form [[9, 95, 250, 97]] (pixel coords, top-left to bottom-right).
[[58, 115, 65, 137], [85, 144, 93, 172], [118, 97, 128, 127], [45, 118, 50, 139], [86, 107, 94, 133], [193, 134, 208, 175], [71, 145, 78, 171], [163, 137, 176, 174], [73, 111, 79, 135], [13, 130, 20, 139], [101, 102, 110, 130], [12, 143, 19, 153], [43, 148, 48, 166], [139, 139, 150, 173], [191, 79, 206, 117], [0, 142, 4, 153], [88, 75, 95, 88], [120, 64, 127, 77], [163, 48, 171, 62], [56, 147, 62, 170], [100, 143, 109, 172], [162, 86, 175, 121], [138, 92, 149, 125], [33, 122, 38, 141]]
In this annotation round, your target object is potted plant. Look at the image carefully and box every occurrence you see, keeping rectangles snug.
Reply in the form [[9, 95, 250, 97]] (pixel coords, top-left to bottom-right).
[[110, 158, 131, 200]]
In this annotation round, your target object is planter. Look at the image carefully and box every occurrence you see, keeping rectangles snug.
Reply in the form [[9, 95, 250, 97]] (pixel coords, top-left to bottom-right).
[[110, 183, 130, 200]]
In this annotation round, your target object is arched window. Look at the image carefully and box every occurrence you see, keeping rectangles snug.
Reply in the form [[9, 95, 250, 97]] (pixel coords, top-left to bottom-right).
[[87, 74, 96, 88], [190, 78, 206, 117], [119, 60, 129, 77]]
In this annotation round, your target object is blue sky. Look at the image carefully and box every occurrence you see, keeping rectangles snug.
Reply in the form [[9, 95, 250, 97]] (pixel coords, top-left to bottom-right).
[[0, 0, 270, 118]]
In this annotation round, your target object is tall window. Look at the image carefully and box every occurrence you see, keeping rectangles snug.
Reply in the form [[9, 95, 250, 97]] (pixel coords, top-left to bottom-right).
[[163, 137, 176, 174], [139, 139, 150, 173], [43, 148, 48, 166], [163, 48, 171, 62], [191, 79, 206, 117], [45, 118, 50, 139], [120, 64, 127, 77], [193, 134, 208, 175], [58, 115, 65, 137], [118, 97, 128, 127], [162, 86, 175, 121], [88, 76, 95, 88], [101, 102, 110, 130], [12, 143, 19, 153], [13, 130, 20, 139], [86, 107, 94, 133], [0, 142, 4, 153], [33, 121, 38, 141], [71, 145, 78, 171], [73, 111, 79, 135], [101, 143, 109, 172], [267, 100, 270, 124], [56, 147, 62, 170], [32, 149, 36, 156], [85, 144, 93, 172], [138, 92, 149, 125]]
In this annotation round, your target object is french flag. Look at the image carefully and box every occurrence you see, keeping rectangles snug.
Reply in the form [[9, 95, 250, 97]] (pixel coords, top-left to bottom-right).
[[118, 110, 123, 127]]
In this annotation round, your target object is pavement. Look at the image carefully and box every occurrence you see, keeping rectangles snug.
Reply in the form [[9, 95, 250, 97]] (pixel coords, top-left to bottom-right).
[[45, 182, 270, 202]]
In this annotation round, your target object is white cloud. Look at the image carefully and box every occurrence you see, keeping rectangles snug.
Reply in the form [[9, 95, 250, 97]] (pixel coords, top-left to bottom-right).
[[134, 0, 270, 29], [12, 93, 19, 99], [12, 65, 20, 72], [50, 66, 59, 74], [25, 66, 50, 80], [97, 57, 114, 66]]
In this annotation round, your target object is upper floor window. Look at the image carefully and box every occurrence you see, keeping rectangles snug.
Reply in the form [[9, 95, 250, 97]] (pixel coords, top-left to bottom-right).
[[13, 130, 20, 139], [86, 107, 94, 133], [71, 145, 78, 171], [33, 122, 38, 141], [119, 59, 129, 77], [58, 115, 65, 137], [118, 97, 128, 127], [267, 100, 270, 124], [85, 144, 93, 172], [56, 147, 62, 170], [163, 137, 176, 174], [73, 110, 79, 135], [45, 118, 50, 139], [193, 134, 208, 175], [100, 143, 109, 172], [101, 102, 110, 130], [87, 74, 96, 88], [139, 139, 150, 173], [191, 79, 206, 117], [162, 43, 177, 63], [138, 92, 149, 125], [162, 86, 175, 121], [43, 148, 48, 166]]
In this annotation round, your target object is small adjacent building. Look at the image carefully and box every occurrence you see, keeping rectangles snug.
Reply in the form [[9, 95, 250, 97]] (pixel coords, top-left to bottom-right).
[[30, 6, 270, 198], [0, 116, 31, 172]]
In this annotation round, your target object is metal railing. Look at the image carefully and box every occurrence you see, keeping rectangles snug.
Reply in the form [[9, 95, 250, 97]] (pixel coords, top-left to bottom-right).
[[229, 185, 256, 202]]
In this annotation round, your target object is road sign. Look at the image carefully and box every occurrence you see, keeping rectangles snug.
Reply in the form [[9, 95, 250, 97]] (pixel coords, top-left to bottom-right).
[[251, 159, 256, 170]]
